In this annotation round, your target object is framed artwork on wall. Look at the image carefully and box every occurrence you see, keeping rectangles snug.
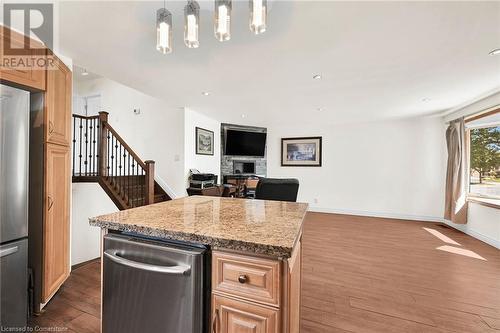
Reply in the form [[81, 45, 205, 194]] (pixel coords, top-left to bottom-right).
[[196, 127, 214, 155], [281, 136, 322, 167]]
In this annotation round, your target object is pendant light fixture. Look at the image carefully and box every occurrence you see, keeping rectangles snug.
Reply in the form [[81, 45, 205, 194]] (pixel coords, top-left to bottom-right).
[[156, 1, 172, 54], [249, 0, 267, 34], [214, 0, 232, 42], [184, 1, 200, 48]]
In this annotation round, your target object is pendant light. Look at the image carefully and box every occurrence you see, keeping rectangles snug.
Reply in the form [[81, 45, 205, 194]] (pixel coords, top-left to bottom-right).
[[184, 1, 200, 48], [249, 0, 267, 34], [156, 2, 172, 54], [214, 0, 232, 42]]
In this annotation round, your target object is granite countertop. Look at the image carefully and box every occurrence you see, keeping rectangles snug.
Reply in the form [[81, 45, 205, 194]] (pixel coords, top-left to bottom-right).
[[89, 196, 308, 258]]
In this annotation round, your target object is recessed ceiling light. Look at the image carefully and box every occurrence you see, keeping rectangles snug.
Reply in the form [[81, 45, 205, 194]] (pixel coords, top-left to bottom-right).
[[241, 114, 246, 118], [489, 48, 500, 56], [201, 91, 210, 96], [312, 74, 322, 80], [81, 69, 89, 76], [317, 107, 325, 111]]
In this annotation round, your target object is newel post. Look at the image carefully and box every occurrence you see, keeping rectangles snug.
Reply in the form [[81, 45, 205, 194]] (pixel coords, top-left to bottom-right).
[[98, 112, 109, 177], [145, 160, 155, 205]]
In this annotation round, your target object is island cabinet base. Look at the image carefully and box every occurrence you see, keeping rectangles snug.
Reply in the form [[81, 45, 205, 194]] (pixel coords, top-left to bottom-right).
[[211, 237, 302, 333]]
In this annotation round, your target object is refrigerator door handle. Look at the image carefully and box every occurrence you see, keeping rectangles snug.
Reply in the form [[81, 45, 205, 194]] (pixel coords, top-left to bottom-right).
[[0, 245, 19, 258], [104, 250, 191, 275]]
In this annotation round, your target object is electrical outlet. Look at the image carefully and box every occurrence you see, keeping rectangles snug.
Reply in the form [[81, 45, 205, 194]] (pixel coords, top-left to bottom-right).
[[313, 198, 319, 204], [133, 108, 141, 115]]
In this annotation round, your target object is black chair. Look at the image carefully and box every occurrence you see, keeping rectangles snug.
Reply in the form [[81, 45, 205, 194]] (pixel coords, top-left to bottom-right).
[[254, 178, 299, 202]]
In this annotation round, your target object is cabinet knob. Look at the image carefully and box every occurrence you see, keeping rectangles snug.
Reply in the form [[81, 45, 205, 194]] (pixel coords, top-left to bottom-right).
[[238, 274, 248, 284]]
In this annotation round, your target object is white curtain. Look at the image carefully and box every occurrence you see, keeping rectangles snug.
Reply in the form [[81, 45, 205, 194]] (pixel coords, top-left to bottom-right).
[[444, 117, 468, 224]]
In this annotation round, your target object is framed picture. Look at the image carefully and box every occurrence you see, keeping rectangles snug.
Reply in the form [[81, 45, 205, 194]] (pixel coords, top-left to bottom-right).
[[196, 127, 214, 155], [281, 136, 322, 167]]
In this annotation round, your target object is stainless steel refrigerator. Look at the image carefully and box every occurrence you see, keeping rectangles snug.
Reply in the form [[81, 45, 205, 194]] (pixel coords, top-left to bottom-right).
[[0, 84, 29, 328]]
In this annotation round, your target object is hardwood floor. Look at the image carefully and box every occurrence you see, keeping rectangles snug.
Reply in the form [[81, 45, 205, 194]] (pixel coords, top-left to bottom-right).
[[28, 260, 101, 333], [301, 213, 500, 333], [30, 213, 500, 332]]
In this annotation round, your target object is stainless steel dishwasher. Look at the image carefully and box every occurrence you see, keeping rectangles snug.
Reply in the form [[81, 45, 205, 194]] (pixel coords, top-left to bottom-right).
[[102, 233, 209, 333]]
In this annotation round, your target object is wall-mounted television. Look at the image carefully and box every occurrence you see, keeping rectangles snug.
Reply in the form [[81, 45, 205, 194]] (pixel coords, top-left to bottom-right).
[[225, 129, 267, 157]]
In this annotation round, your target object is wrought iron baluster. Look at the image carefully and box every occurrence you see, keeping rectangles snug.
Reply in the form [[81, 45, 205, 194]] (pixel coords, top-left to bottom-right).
[[89, 118, 93, 176], [119, 143, 123, 197], [96, 119, 100, 177], [127, 153, 130, 206], [106, 129, 111, 180], [93, 118, 97, 175], [84, 118, 88, 176], [111, 136, 115, 184], [72, 117, 76, 177], [135, 163, 139, 207], [114, 138, 118, 186], [78, 118, 83, 176]]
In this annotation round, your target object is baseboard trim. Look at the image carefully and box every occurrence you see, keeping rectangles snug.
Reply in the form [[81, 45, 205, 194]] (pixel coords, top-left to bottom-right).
[[71, 257, 100, 270], [308, 206, 500, 249], [308, 207, 444, 223], [441, 219, 500, 249]]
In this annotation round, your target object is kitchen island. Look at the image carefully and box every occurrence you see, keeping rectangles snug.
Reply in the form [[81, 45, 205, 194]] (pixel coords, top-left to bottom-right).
[[90, 196, 308, 333]]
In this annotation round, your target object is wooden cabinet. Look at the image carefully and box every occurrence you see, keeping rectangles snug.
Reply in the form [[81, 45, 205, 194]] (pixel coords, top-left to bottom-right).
[[0, 26, 46, 90], [42, 143, 71, 302], [45, 55, 72, 146], [212, 241, 302, 333], [213, 252, 281, 307], [287, 239, 302, 333], [213, 294, 280, 333]]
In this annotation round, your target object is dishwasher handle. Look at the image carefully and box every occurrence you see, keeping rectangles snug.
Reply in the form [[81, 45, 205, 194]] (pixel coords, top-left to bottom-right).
[[104, 250, 191, 275]]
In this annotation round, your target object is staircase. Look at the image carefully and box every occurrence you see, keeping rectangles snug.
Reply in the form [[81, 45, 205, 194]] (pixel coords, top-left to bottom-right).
[[72, 112, 171, 210]]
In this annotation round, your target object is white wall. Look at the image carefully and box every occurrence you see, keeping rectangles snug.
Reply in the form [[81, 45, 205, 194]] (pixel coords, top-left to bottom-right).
[[443, 203, 500, 249], [184, 108, 221, 189], [73, 77, 185, 197], [443, 91, 500, 249], [71, 183, 118, 265], [71, 77, 187, 265], [266, 116, 447, 221]]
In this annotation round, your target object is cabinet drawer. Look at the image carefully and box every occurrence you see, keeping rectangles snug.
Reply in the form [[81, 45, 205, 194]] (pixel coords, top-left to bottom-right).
[[213, 251, 281, 307], [212, 294, 279, 333]]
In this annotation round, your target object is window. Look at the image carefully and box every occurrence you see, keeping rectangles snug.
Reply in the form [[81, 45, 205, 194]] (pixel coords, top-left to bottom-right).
[[466, 109, 500, 200]]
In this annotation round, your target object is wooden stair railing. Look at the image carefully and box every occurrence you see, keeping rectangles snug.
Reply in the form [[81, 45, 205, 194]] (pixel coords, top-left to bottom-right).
[[72, 111, 170, 210]]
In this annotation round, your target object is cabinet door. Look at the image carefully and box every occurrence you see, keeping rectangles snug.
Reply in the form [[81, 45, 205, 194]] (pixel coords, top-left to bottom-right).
[[43, 143, 70, 302], [0, 26, 46, 90], [45, 56, 71, 146], [213, 295, 279, 333]]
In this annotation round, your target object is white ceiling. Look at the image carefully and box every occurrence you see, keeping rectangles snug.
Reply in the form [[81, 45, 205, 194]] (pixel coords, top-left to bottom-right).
[[59, 1, 500, 126]]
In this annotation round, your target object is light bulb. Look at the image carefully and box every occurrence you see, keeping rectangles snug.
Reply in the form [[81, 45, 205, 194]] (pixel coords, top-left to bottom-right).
[[184, 1, 200, 48], [250, 0, 267, 34], [214, 0, 231, 42], [156, 8, 172, 54]]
